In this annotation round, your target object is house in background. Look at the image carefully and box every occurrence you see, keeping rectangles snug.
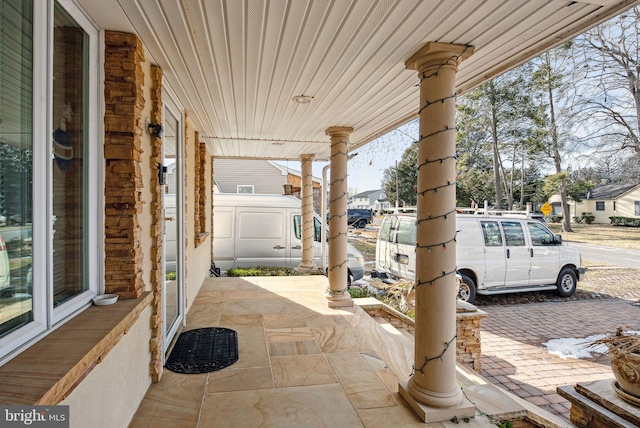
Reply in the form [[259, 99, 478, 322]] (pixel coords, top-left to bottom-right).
[[213, 159, 322, 210], [550, 182, 640, 223], [350, 189, 386, 211]]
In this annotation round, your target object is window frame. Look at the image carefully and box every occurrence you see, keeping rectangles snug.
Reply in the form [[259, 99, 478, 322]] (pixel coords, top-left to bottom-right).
[[237, 185, 254, 194], [0, 0, 101, 364], [595, 201, 605, 211], [635, 201, 640, 216]]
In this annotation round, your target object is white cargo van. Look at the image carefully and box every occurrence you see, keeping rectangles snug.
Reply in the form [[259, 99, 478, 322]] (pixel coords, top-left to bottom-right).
[[375, 213, 585, 303], [213, 194, 365, 281]]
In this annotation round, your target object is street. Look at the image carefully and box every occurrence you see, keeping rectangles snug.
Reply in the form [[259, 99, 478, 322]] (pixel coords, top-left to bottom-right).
[[565, 241, 640, 269]]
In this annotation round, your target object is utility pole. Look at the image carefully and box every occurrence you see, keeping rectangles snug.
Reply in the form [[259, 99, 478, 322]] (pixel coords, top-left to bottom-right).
[[395, 160, 399, 213]]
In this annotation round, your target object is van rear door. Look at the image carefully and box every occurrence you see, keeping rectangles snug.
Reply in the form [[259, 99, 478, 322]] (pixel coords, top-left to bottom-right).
[[235, 208, 289, 267]]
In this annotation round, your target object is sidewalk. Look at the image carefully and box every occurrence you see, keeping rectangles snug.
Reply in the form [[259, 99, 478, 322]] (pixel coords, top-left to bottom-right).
[[480, 299, 640, 420]]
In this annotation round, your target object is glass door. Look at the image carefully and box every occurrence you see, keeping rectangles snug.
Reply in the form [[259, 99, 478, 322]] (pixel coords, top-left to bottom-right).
[[162, 98, 183, 353]]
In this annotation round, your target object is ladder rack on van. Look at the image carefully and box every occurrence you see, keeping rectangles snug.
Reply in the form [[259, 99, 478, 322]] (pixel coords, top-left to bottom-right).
[[456, 206, 537, 219]]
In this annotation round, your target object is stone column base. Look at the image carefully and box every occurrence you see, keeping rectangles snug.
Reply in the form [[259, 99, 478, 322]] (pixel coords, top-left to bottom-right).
[[398, 381, 475, 423], [325, 289, 354, 307], [296, 262, 318, 273]]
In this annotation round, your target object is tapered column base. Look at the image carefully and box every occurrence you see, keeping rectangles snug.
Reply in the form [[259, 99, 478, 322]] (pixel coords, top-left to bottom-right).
[[326, 289, 354, 307], [398, 380, 475, 423]]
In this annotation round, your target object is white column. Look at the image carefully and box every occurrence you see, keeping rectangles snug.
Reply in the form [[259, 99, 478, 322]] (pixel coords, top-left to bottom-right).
[[298, 154, 317, 272], [325, 126, 353, 308], [398, 42, 475, 423]]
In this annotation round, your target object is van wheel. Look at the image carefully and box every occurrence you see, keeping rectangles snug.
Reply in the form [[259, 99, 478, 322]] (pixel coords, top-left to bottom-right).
[[556, 268, 577, 297], [458, 275, 476, 303]]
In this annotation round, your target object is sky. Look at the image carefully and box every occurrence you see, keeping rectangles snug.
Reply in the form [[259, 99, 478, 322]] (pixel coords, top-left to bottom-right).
[[276, 120, 418, 195]]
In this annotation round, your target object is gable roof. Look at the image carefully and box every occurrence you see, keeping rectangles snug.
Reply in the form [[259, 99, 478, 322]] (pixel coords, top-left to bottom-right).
[[353, 189, 384, 198], [587, 183, 640, 199]]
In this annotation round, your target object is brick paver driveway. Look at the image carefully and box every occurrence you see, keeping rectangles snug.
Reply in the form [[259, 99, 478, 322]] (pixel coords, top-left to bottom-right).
[[480, 298, 640, 420]]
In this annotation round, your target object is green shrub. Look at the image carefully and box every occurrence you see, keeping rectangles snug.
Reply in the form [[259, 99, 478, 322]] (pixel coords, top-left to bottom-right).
[[573, 214, 595, 224], [549, 215, 563, 223], [165, 271, 176, 281], [609, 216, 640, 227], [226, 266, 302, 277], [348, 286, 371, 298]]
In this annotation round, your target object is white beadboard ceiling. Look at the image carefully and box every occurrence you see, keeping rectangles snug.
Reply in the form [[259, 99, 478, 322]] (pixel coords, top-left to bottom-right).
[[80, 0, 640, 161]]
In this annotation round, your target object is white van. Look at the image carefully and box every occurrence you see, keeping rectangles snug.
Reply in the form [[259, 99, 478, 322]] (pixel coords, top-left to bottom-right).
[[375, 213, 585, 303], [213, 194, 365, 281]]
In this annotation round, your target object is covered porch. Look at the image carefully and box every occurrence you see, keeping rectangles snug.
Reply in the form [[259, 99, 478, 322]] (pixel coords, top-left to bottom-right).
[[130, 275, 567, 427]]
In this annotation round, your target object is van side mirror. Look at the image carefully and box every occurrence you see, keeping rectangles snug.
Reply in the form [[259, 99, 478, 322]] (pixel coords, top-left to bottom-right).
[[554, 234, 562, 244]]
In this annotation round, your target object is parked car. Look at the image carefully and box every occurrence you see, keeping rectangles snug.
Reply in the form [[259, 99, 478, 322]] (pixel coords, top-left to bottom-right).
[[374, 213, 585, 303], [211, 194, 365, 281], [347, 209, 373, 228]]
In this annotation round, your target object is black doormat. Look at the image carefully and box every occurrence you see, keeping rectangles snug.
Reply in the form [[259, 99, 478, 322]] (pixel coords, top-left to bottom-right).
[[166, 327, 238, 374]]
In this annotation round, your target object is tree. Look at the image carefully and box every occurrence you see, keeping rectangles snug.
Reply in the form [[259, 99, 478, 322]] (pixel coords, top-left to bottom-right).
[[381, 144, 418, 208], [573, 7, 640, 156], [531, 44, 577, 232], [457, 65, 546, 209], [536, 172, 593, 207]]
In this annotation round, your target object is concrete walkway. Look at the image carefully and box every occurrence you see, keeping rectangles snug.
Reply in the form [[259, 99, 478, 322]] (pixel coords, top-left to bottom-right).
[[480, 299, 640, 420]]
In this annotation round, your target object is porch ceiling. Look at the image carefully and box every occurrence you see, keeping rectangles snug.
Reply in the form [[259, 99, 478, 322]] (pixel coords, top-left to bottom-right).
[[82, 0, 639, 161]]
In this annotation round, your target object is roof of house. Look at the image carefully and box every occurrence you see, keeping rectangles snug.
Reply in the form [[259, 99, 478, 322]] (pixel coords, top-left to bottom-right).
[[353, 189, 384, 198], [269, 161, 321, 183], [587, 183, 640, 199]]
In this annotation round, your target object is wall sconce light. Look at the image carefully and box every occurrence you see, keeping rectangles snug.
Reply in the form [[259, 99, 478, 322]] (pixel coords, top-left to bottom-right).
[[145, 118, 163, 138]]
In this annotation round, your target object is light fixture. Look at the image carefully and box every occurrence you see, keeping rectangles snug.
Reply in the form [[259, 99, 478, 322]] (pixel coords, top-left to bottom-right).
[[292, 95, 314, 104], [145, 118, 163, 138]]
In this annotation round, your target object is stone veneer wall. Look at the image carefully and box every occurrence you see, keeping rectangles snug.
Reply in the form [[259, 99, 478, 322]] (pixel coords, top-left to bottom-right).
[[195, 142, 208, 246], [148, 65, 164, 382], [103, 31, 145, 299], [193, 131, 201, 241]]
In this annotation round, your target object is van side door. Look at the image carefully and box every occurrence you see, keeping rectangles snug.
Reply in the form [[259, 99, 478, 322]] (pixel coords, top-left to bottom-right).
[[527, 221, 561, 285], [479, 220, 506, 287], [212, 207, 236, 270], [235, 208, 289, 267], [500, 221, 530, 286]]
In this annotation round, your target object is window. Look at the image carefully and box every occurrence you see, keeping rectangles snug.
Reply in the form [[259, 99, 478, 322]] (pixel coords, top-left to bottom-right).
[[501, 221, 525, 246], [0, 0, 99, 362], [396, 218, 416, 245], [596, 201, 605, 211], [293, 215, 302, 240], [481, 221, 502, 246], [636, 201, 640, 216], [237, 185, 254, 194], [294, 216, 323, 242], [527, 222, 555, 246], [378, 217, 397, 243]]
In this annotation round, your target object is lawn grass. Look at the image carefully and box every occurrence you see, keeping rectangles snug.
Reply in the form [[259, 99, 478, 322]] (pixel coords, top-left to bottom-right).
[[547, 223, 640, 250]]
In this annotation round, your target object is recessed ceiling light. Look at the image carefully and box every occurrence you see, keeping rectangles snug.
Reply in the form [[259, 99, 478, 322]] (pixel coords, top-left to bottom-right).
[[293, 95, 314, 104]]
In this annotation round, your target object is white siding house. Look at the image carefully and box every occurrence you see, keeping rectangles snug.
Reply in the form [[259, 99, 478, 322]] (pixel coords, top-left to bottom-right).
[[550, 183, 640, 223], [350, 189, 385, 210]]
